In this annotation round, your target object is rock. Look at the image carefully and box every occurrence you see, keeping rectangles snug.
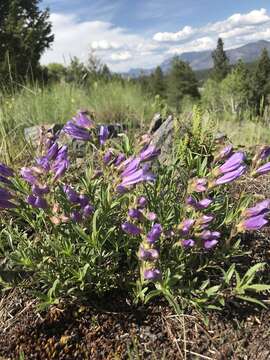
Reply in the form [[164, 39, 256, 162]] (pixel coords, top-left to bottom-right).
[[24, 124, 63, 146], [150, 115, 175, 164], [148, 113, 163, 134]]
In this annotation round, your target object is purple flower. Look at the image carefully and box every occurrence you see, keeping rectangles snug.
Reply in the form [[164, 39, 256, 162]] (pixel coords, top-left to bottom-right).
[[204, 239, 218, 249], [0, 187, 12, 200], [121, 157, 141, 177], [27, 195, 48, 209], [63, 121, 91, 141], [103, 150, 114, 165], [114, 153, 126, 166], [147, 223, 162, 244], [46, 143, 59, 160], [116, 185, 128, 194], [146, 212, 157, 221], [73, 111, 94, 129], [244, 199, 270, 217], [257, 146, 270, 160], [190, 178, 208, 193], [78, 194, 90, 207], [196, 215, 215, 226], [214, 145, 233, 162], [0, 163, 14, 178], [254, 162, 270, 176], [32, 184, 49, 196], [36, 157, 50, 172], [200, 230, 221, 241], [139, 145, 160, 162], [0, 175, 12, 185], [99, 125, 110, 145], [218, 152, 245, 174], [182, 239, 195, 248], [53, 159, 69, 180], [56, 145, 68, 161], [0, 198, 16, 209], [128, 208, 143, 220], [121, 222, 142, 235], [64, 185, 80, 203], [186, 196, 212, 210], [215, 165, 246, 185], [71, 210, 83, 223], [137, 196, 148, 208], [21, 167, 38, 185], [179, 219, 195, 235], [237, 214, 268, 231], [138, 247, 159, 261], [120, 168, 156, 187], [83, 204, 94, 218], [144, 268, 161, 282]]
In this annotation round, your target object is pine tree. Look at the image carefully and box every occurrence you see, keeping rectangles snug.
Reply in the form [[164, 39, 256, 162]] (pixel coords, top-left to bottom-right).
[[167, 57, 200, 111], [211, 38, 230, 82], [250, 48, 270, 112], [151, 66, 166, 97], [0, 0, 54, 83]]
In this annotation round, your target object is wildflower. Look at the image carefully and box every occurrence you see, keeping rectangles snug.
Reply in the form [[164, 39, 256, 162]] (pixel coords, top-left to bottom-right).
[[103, 150, 114, 165], [214, 165, 246, 185], [189, 178, 208, 193], [137, 196, 148, 208], [0, 187, 12, 200], [27, 195, 48, 209], [21, 167, 38, 185], [204, 239, 218, 249], [138, 247, 159, 261], [36, 157, 50, 172], [144, 268, 161, 282], [139, 145, 160, 162], [244, 199, 270, 217], [253, 146, 270, 162], [73, 111, 94, 129], [99, 125, 110, 145], [254, 162, 270, 176], [64, 185, 80, 203], [63, 121, 91, 141], [121, 222, 142, 235], [128, 208, 143, 220], [196, 215, 215, 227], [0, 163, 14, 178], [78, 194, 90, 207], [55, 145, 68, 161], [214, 145, 233, 162], [186, 196, 212, 210], [53, 159, 69, 181], [120, 168, 156, 187], [200, 230, 221, 241], [146, 223, 162, 244], [32, 184, 50, 196], [116, 185, 128, 194], [216, 152, 245, 175], [46, 143, 59, 161], [146, 212, 157, 221], [178, 219, 195, 235], [182, 239, 195, 248], [121, 157, 141, 177], [0, 198, 16, 209], [71, 210, 83, 223], [0, 176, 11, 185], [114, 153, 126, 166], [83, 204, 94, 218], [237, 214, 268, 232]]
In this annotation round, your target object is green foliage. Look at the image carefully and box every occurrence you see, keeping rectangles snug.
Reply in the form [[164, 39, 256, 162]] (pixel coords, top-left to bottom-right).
[[0, 0, 54, 84], [150, 66, 166, 98], [211, 38, 230, 82]]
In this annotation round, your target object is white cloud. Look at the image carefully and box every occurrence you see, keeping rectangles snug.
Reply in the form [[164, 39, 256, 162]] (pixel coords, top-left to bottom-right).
[[91, 40, 121, 50], [168, 37, 216, 55], [153, 26, 196, 42], [110, 51, 132, 61]]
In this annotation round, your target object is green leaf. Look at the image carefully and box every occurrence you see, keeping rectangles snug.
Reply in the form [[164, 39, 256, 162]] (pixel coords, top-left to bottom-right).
[[236, 295, 267, 308], [245, 284, 270, 292]]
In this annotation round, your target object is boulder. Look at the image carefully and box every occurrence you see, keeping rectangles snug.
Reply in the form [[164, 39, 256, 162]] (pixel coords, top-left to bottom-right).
[[148, 113, 164, 134]]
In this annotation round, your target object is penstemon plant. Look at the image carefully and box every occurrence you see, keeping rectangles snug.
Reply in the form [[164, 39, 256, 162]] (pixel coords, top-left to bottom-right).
[[0, 110, 269, 312]]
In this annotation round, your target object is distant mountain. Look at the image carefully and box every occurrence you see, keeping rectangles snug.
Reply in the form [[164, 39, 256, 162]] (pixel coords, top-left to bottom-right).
[[125, 40, 270, 77]]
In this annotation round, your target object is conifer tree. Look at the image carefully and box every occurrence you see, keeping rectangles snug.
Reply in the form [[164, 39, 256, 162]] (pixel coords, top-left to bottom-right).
[[0, 0, 54, 82], [167, 57, 200, 111], [211, 38, 230, 82], [151, 66, 166, 97]]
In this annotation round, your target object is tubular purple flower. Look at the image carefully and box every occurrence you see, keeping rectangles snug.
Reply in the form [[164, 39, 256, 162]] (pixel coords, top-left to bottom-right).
[[179, 219, 195, 235], [36, 157, 50, 172], [63, 121, 91, 141], [138, 247, 159, 261], [99, 125, 110, 145], [189, 178, 208, 193], [139, 145, 160, 162], [21, 167, 38, 185], [120, 168, 156, 187], [103, 150, 114, 165], [147, 223, 162, 244], [186, 196, 212, 210], [0, 187, 12, 200], [78, 194, 90, 207], [128, 208, 143, 220], [0, 163, 14, 178], [237, 214, 268, 232], [56, 145, 68, 161], [137, 196, 148, 208], [257, 146, 270, 160], [53, 159, 69, 181], [218, 152, 245, 174], [116, 185, 128, 194], [46, 143, 59, 160], [121, 222, 142, 235], [144, 268, 161, 282], [254, 162, 270, 176], [182, 239, 195, 248], [214, 145, 233, 162], [63, 185, 80, 203], [146, 212, 157, 221], [244, 199, 270, 217], [114, 153, 126, 166], [0, 175, 11, 185], [83, 204, 94, 218], [196, 214, 215, 226], [204, 239, 218, 250], [73, 111, 94, 129], [71, 210, 83, 223], [200, 230, 221, 241], [121, 157, 141, 177], [215, 165, 246, 185], [0, 198, 16, 209], [32, 184, 50, 196], [27, 195, 48, 209]]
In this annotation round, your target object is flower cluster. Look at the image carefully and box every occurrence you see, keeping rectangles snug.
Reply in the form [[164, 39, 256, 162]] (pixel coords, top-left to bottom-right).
[[122, 196, 162, 282], [63, 185, 94, 223], [237, 199, 270, 231]]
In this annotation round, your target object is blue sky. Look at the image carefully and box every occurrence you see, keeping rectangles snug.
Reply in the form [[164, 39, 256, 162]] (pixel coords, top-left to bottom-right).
[[41, 0, 270, 71]]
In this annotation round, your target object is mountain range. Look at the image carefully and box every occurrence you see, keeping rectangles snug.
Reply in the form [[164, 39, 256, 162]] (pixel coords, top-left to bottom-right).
[[126, 40, 270, 77]]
